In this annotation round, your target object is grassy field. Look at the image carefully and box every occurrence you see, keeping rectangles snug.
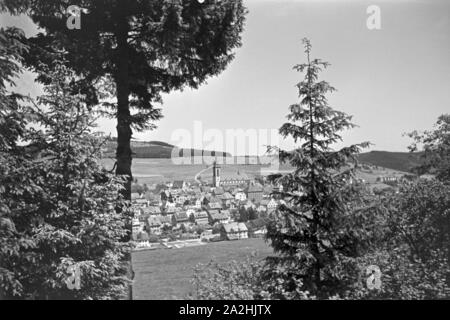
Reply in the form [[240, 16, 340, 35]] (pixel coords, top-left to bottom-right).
[[101, 157, 289, 184], [131, 238, 273, 300], [101, 157, 406, 189]]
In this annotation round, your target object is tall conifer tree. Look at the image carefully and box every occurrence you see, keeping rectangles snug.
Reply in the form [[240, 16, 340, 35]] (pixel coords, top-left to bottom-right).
[[265, 39, 371, 299]]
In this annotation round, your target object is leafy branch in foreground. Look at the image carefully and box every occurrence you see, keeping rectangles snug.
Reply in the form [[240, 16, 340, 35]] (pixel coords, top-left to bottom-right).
[[407, 114, 450, 182]]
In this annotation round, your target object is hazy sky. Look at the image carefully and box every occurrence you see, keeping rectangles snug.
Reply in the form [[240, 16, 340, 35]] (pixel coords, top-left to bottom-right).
[[1, 0, 449, 155]]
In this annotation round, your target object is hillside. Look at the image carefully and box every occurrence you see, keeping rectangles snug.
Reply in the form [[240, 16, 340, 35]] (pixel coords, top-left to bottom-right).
[[358, 151, 423, 173], [103, 139, 231, 159]]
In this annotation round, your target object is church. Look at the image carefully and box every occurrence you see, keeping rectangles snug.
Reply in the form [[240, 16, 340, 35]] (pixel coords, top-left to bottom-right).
[[212, 161, 251, 187]]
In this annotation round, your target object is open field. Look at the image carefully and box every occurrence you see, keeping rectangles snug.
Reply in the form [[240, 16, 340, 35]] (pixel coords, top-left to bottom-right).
[[131, 238, 273, 300], [101, 157, 407, 187], [101, 157, 289, 184]]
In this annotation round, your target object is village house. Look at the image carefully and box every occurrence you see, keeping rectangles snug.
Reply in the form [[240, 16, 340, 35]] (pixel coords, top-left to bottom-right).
[[172, 180, 187, 191], [200, 229, 221, 242], [132, 217, 143, 235], [235, 191, 247, 202], [147, 216, 162, 235], [138, 213, 149, 226], [377, 176, 399, 184], [245, 218, 269, 238], [185, 207, 197, 218], [134, 232, 150, 248], [192, 211, 209, 225], [141, 206, 162, 216], [246, 184, 264, 203], [195, 198, 203, 209], [175, 194, 189, 205], [208, 210, 231, 225], [256, 204, 267, 214], [172, 212, 190, 228], [213, 186, 225, 196], [133, 198, 149, 208], [131, 192, 141, 201], [159, 215, 173, 228], [267, 198, 278, 211], [263, 185, 273, 196], [220, 192, 234, 208], [208, 198, 223, 210], [220, 222, 248, 241], [190, 186, 202, 195], [164, 203, 177, 214]]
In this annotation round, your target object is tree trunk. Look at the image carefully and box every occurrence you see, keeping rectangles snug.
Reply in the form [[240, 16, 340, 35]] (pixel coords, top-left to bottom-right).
[[115, 14, 134, 300], [116, 20, 132, 201]]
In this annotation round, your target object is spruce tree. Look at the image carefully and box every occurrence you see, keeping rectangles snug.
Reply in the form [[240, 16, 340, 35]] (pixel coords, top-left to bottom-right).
[[18, 0, 247, 200], [1, 64, 130, 299], [265, 39, 371, 299]]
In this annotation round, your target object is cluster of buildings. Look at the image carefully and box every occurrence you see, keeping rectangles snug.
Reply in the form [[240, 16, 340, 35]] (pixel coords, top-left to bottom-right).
[[131, 162, 283, 249]]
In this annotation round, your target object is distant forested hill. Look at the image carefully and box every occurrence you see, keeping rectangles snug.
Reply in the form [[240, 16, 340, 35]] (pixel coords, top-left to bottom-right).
[[357, 151, 424, 173], [102, 139, 231, 159]]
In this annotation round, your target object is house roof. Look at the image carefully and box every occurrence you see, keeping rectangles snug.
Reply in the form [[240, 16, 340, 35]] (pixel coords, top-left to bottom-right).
[[245, 218, 270, 231], [131, 193, 141, 200], [174, 212, 189, 222], [165, 206, 177, 213], [209, 196, 222, 204], [147, 216, 161, 227], [222, 171, 250, 182], [209, 202, 222, 209], [222, 222, 248, 233], [221, 192, 234, 200], [209, 210, 230, 221], [159, 215, 172, 224], [142, 206, 161, 215], [247, 184, 263, 193], [172, 180, 185, 189], [194, 211, 209, 219]]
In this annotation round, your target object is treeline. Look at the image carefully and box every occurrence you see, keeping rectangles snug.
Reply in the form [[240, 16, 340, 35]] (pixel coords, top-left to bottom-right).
[[103, 140, 232, 159]]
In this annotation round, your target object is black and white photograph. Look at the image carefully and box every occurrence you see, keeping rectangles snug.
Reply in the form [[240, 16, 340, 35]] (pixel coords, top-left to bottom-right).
[[0, 0, 449, 303]]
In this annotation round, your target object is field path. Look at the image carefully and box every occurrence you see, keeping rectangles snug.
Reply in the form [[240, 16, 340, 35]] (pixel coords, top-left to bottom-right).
[[194, 164, 214, 184]]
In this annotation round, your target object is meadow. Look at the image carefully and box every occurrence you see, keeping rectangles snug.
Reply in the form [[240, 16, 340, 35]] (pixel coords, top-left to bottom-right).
[[101, 157, 406, 187], [101, 157, 288, 185], [131, 238, 273, 300]]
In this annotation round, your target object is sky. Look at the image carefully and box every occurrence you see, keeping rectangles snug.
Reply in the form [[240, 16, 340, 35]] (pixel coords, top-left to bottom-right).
[[1, 0, 449, 155]]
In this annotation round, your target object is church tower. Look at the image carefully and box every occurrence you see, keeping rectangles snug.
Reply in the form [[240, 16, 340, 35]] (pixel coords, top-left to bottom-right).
[[213, 161, 221, 187]]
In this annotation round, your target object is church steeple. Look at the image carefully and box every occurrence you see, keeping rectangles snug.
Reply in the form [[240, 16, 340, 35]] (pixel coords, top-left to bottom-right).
[[213, 160, 221, 187]]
